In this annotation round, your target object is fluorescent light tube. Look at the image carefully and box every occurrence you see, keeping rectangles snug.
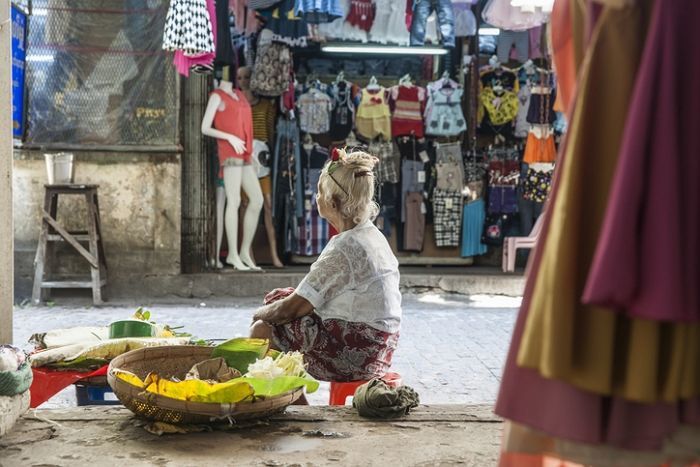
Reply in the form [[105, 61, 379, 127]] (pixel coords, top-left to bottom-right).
[[321, 44, 448, 55]]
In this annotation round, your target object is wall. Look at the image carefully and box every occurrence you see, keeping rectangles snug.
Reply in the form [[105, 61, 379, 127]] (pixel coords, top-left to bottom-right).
[[13, 150, 181, 300], [1, 0, 13, 342]]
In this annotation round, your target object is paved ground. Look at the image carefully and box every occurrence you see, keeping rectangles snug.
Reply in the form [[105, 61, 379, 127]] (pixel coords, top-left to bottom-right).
[[12, 293, 519, 407]]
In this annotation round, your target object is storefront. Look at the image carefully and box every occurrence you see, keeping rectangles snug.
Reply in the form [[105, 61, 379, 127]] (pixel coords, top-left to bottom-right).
[[164, 0, 558, 271], [12, 0, 557, 288]]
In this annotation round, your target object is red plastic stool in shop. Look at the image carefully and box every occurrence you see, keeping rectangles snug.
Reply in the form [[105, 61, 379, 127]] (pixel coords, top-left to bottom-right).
[[329, 372, 402, 406]]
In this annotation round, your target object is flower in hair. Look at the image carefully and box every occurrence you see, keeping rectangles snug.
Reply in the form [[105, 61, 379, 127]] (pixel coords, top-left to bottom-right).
[[331, 147, 341, 162]]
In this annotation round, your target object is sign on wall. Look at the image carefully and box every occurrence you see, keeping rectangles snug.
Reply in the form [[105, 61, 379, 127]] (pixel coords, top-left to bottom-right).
[[11, 4, 27, 139]]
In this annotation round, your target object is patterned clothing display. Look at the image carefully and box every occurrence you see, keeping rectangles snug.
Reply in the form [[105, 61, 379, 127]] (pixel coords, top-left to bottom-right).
[[479, 68, 519, 135], [424, 81, 466, 137], [356, 87, 392, 140], [297, 89, 333, 134], [369, 141, 399, 184], [527, 86, 556, 124], [480, 87, 518, 126], [390, 84, 426, 138], [297, 190, 329, 256], [432, 188, 462, 247], [295, 0, 344, 24], [435, 161, 462, 192], [258, 0, 310, 47], [272, 313, 399, 382], [329, 80, 355, 141], [435, 142, 464, 186], [369, 0, 410, 45], [211, 89, 253, 176], [251, 98, 277, 143], [346, 0, 375, 31], [172, 0, 217, 76], [273, 118, 304, 254], [163, 0, 215, 55], [522, 167, 552, 203]]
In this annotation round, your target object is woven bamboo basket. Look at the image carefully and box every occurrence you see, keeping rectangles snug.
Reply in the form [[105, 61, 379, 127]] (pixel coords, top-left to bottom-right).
[[107, 345, 303, 424]]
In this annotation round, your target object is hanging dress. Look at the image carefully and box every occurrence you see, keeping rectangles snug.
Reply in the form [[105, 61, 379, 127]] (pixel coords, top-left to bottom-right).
[[369, 0, 409, 45], [390, 84, 426, 138], [355, 87, 392, 140], [163, 0, 216, 55]]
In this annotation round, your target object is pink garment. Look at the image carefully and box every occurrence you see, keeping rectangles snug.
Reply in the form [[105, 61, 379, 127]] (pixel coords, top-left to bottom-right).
[[230, 0, 260, 36], [482, 0, 548, 31], [583, 0, 700, 321], [174, 0, 216, 76]]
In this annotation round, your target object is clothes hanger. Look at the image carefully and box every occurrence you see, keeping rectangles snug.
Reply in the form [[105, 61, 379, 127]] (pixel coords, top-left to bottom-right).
[[366, 76, 380, 91], [399, 74, 412, 87], [335, 71, 345, 84]]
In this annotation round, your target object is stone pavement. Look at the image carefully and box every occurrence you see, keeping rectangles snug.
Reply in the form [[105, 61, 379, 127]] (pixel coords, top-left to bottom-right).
[[13, 293, 519, 407]]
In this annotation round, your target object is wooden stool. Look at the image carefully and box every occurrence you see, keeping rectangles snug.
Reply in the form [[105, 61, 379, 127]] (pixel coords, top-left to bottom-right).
[[32, 184, 108, 305]]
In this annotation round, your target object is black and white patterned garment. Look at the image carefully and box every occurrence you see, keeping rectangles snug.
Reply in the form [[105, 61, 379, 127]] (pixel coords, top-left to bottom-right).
[[162, 0, 215, 56], [370, 141, 399, 184], [432, 188, 463, 247]]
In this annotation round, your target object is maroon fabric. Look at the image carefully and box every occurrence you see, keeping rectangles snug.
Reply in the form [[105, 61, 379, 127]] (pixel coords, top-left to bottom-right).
[[271, 313, 398, 382], [582, 0, 700, 322], [495, 2, 700, 449], [346, 0, 375, 31]]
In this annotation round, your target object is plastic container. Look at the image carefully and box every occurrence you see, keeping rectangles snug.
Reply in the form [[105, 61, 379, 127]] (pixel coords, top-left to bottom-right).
[[108, 320, 156, 339], [44, 153, 74, 184]]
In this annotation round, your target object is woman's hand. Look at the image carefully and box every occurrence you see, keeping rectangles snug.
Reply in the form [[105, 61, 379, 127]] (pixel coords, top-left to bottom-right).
[[252, 293, 313, 325], [263, 287, 295, 305], [227, 135, 246, 154]]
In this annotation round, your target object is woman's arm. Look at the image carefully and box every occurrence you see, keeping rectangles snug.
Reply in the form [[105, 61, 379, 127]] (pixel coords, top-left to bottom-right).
[[252, 292, 314, 325]]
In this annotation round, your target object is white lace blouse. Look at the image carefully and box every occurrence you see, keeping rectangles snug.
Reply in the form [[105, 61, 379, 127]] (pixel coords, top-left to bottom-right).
[[296, 220, 402, 334]]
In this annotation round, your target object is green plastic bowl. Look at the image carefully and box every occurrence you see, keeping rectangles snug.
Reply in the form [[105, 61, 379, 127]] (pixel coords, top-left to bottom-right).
[[109, 320, 155, 339]]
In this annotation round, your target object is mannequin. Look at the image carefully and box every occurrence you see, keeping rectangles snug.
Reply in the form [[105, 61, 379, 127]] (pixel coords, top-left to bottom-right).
[[237, 66, 284, 268], [202, 79, 263, 271]]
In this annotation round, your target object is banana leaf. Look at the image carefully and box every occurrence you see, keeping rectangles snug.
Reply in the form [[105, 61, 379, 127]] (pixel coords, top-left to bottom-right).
[[115, 370, 256, 404], [211, 338, 269, 373], [48, 356, 109, 369]]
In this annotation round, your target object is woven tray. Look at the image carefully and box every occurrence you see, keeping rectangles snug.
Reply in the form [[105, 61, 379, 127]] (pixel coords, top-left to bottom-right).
[[107, 345, 302, 424]]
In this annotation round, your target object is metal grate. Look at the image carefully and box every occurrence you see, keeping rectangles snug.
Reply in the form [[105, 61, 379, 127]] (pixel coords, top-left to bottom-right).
[[25, 0, 178, 146]]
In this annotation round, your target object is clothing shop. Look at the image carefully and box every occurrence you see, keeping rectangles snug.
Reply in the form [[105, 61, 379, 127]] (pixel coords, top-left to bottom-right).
[[161, 0, 560, 271]]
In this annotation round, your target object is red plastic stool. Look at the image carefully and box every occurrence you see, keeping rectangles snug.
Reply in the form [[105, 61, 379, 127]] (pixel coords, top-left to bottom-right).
[[329, 372, 402, 406]]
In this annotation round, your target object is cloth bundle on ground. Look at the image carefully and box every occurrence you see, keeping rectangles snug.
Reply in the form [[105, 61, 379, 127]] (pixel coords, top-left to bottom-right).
[[353, 378, 419, 419], [0, 346, 32, 397]]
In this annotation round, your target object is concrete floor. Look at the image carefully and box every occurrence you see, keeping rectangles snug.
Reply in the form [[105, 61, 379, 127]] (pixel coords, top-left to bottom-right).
[[13, 293, 519, 408]]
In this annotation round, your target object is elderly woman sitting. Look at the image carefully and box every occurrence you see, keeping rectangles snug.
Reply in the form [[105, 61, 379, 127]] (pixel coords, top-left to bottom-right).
[[250, 149, 401, 382]]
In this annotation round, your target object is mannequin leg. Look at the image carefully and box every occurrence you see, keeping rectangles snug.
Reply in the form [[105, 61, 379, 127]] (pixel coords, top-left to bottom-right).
[[239, 165, 264, 270], [215, 185, 226, 268], [223, 164, 249, 271], [263, 193, 284, 268]]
